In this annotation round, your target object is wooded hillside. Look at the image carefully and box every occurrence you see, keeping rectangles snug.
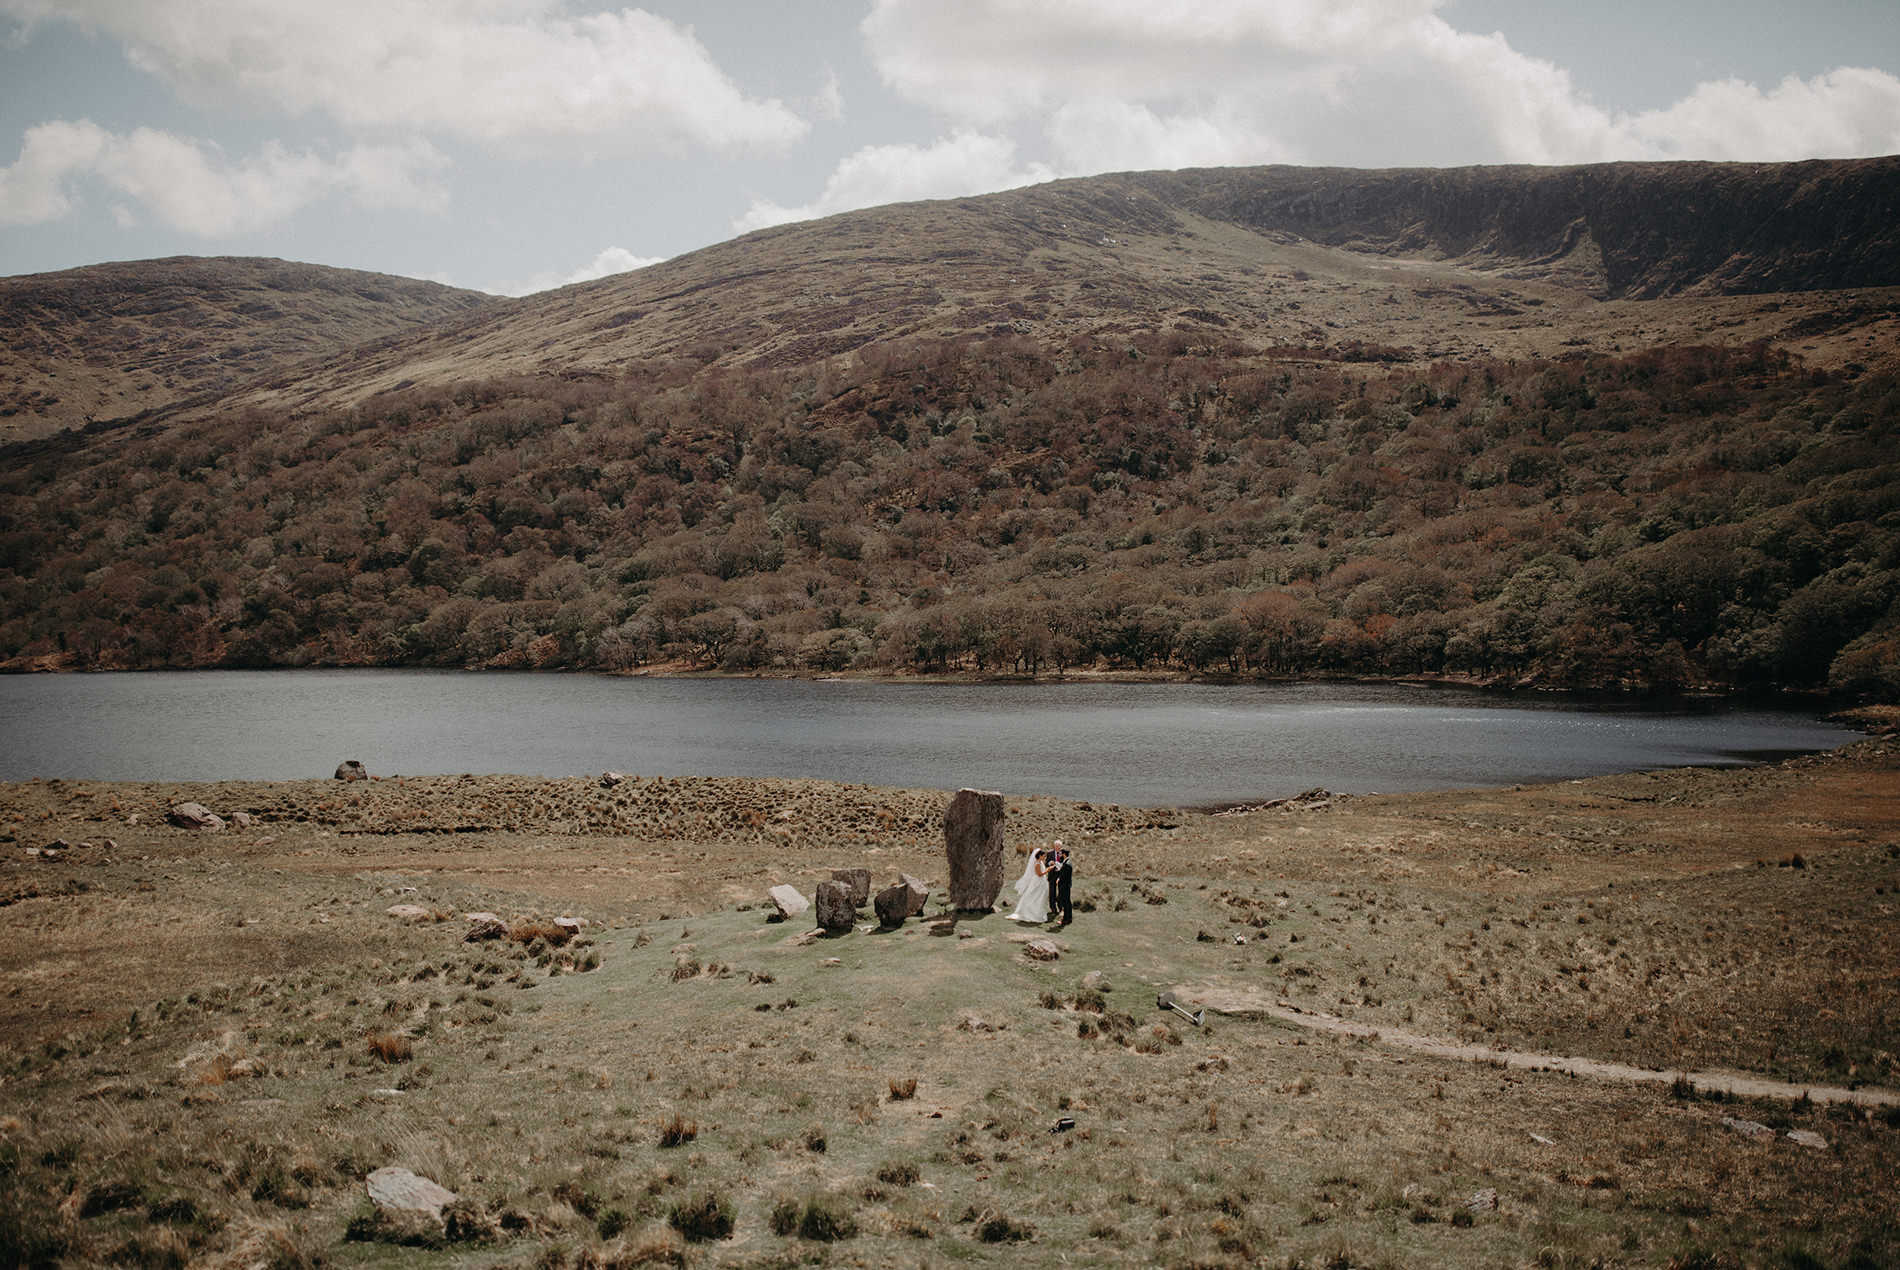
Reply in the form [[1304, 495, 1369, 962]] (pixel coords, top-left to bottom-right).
[[4, 334, 1894, 696]]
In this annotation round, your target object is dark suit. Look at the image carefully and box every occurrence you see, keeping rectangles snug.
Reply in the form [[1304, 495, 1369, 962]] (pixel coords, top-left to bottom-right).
[[1052, 854, 1073, 923]]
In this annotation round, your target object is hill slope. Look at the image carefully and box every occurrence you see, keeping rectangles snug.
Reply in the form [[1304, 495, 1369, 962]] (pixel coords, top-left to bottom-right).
[[0, 257, 494, 441], [225, 157, 1900, 417]]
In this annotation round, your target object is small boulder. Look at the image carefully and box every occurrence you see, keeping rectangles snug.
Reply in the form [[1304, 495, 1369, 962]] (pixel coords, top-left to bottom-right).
[[167, 803, 225, 832], [814, 879, 856, 932], [874, 884, 912, 928], [599, 771, 627, 788], [1785, 1129, 1828, 1150], [387, 904, 432, 921], [897, 874, 930, 916], [366, 1167, 461, 1223], [831, 867, 871, 908], [1023, 938, 1062, 961], [1722, 1116, 1775, 1142], [552, 917, 588, 935], [1465, 1188, 1498, 1214], [228, 812, 254, 829], [768, 885, 810, 919], [335, 760, 368, 782]]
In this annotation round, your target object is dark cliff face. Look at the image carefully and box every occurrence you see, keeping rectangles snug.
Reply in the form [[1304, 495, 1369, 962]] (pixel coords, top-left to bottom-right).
[[1124, 156, 1900, 298]]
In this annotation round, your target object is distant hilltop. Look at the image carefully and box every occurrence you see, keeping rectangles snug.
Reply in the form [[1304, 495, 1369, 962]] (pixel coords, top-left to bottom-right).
[[4, 156, 1898, 438]]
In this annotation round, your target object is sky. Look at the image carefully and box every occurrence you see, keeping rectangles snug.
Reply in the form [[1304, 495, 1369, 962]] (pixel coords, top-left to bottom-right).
[[2, 0, 1897, 296]]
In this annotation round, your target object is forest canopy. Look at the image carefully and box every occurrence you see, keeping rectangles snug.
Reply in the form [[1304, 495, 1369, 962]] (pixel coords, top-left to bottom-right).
[[2, 334, 1896, 698]]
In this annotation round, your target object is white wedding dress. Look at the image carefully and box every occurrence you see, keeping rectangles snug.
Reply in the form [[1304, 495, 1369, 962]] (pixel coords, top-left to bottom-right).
[[1006, 853, 1051, 922]]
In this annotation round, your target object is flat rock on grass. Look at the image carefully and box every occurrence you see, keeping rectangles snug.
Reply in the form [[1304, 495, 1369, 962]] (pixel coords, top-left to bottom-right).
[[366, 1167, 460, 1222]]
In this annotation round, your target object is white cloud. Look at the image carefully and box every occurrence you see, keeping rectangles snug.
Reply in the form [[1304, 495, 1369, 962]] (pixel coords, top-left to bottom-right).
[[0, 119, 448, 233], [501, 245, 666, 296], [859, 0, 1900, 172], [735, 131, 1056, 232], [1615, 68, 1900, 161], [1, 0, 808, 157]]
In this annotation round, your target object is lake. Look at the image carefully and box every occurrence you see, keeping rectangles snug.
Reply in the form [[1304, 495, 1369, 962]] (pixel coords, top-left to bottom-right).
[[0, 672, 1860, 808]]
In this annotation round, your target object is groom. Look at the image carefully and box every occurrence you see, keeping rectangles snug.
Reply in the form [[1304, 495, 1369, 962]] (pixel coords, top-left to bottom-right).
[[1051, 839, 1074, 926]]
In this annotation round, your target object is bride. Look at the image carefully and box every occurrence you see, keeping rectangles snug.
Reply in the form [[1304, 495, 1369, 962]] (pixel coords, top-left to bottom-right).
[[1005, 845, 1053, 923]]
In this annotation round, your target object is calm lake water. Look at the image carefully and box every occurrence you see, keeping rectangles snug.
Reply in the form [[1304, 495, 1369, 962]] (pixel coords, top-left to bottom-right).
[[0, 672, 1859, 808]]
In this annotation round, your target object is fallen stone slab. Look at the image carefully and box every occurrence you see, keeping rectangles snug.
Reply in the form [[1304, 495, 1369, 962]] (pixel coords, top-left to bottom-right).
[[366, 1167, 460, 1223], [1721, 1116, 1775, 1141], [768, 885, 810, 919], [1785, 1129, 1828, 1150]]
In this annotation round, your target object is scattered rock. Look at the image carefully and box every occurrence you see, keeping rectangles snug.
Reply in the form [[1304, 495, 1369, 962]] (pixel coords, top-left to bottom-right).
[[552, 917, 588, 935], [945, 788, 1005, 912], [386, 904, 432, 921], [167, 802, 225, 832], [1081, 970, 1111, 992], [814, 879, 856, 931], [366, 1167, 461, 1223], [870, 889, 908, 927], [1023, 938, 1062, 961], [831, 867, 871, 908], [334, 760, 368, 782], [463, 919, 507, 943], [820, 957, 842, 967], [786, 929, 822, 947], [1465, 1188, 1498, 1214], [1785, 1129, 1828, 1150], [1722, 1116, 1775, 1141], [957, 1012, 997, 1033], [599, 771, 627, 788], [928, 920, 957, 937], [768, 885, 810, 919], [228, 812, 254, 829], [464, 911, 502, 925]]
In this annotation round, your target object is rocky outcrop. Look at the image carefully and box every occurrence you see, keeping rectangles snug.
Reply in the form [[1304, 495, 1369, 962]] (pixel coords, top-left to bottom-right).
[[335, 760, 368, 782], [167, 802, 224, 831]]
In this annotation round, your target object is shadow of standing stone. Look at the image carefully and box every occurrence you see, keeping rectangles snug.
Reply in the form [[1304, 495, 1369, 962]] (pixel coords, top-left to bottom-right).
[[945, 788, 1005, 914]]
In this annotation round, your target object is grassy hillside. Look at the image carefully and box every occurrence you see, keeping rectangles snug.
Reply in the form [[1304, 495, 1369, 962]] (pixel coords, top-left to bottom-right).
[[0, 257, 493, 442]]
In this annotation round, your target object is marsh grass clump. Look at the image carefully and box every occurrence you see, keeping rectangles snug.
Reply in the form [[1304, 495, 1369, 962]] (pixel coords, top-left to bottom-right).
[[656, 1115, 696, 1148], [887, 1075, 918, 1101], [666, 1190, 733, 1243], [794, 1194, 858, 1242], [875, 1160, 921, 1187], [975, 1210, 1035, 1243]]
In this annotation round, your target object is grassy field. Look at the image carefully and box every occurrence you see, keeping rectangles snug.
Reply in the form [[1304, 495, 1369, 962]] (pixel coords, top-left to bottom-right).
[[1, 739, 1895, 1268]]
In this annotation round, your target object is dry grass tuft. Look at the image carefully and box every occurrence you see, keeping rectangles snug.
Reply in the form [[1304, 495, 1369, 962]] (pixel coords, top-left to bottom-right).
[[509, 920, 575, 946], [887, 1075, 918, 1101], [656, 1115, 696, 1148], [365, 1030, 412, 1063]]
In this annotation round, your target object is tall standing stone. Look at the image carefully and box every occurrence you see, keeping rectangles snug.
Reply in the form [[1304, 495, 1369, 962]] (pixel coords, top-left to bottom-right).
[[945, 788, 1005, 912]]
